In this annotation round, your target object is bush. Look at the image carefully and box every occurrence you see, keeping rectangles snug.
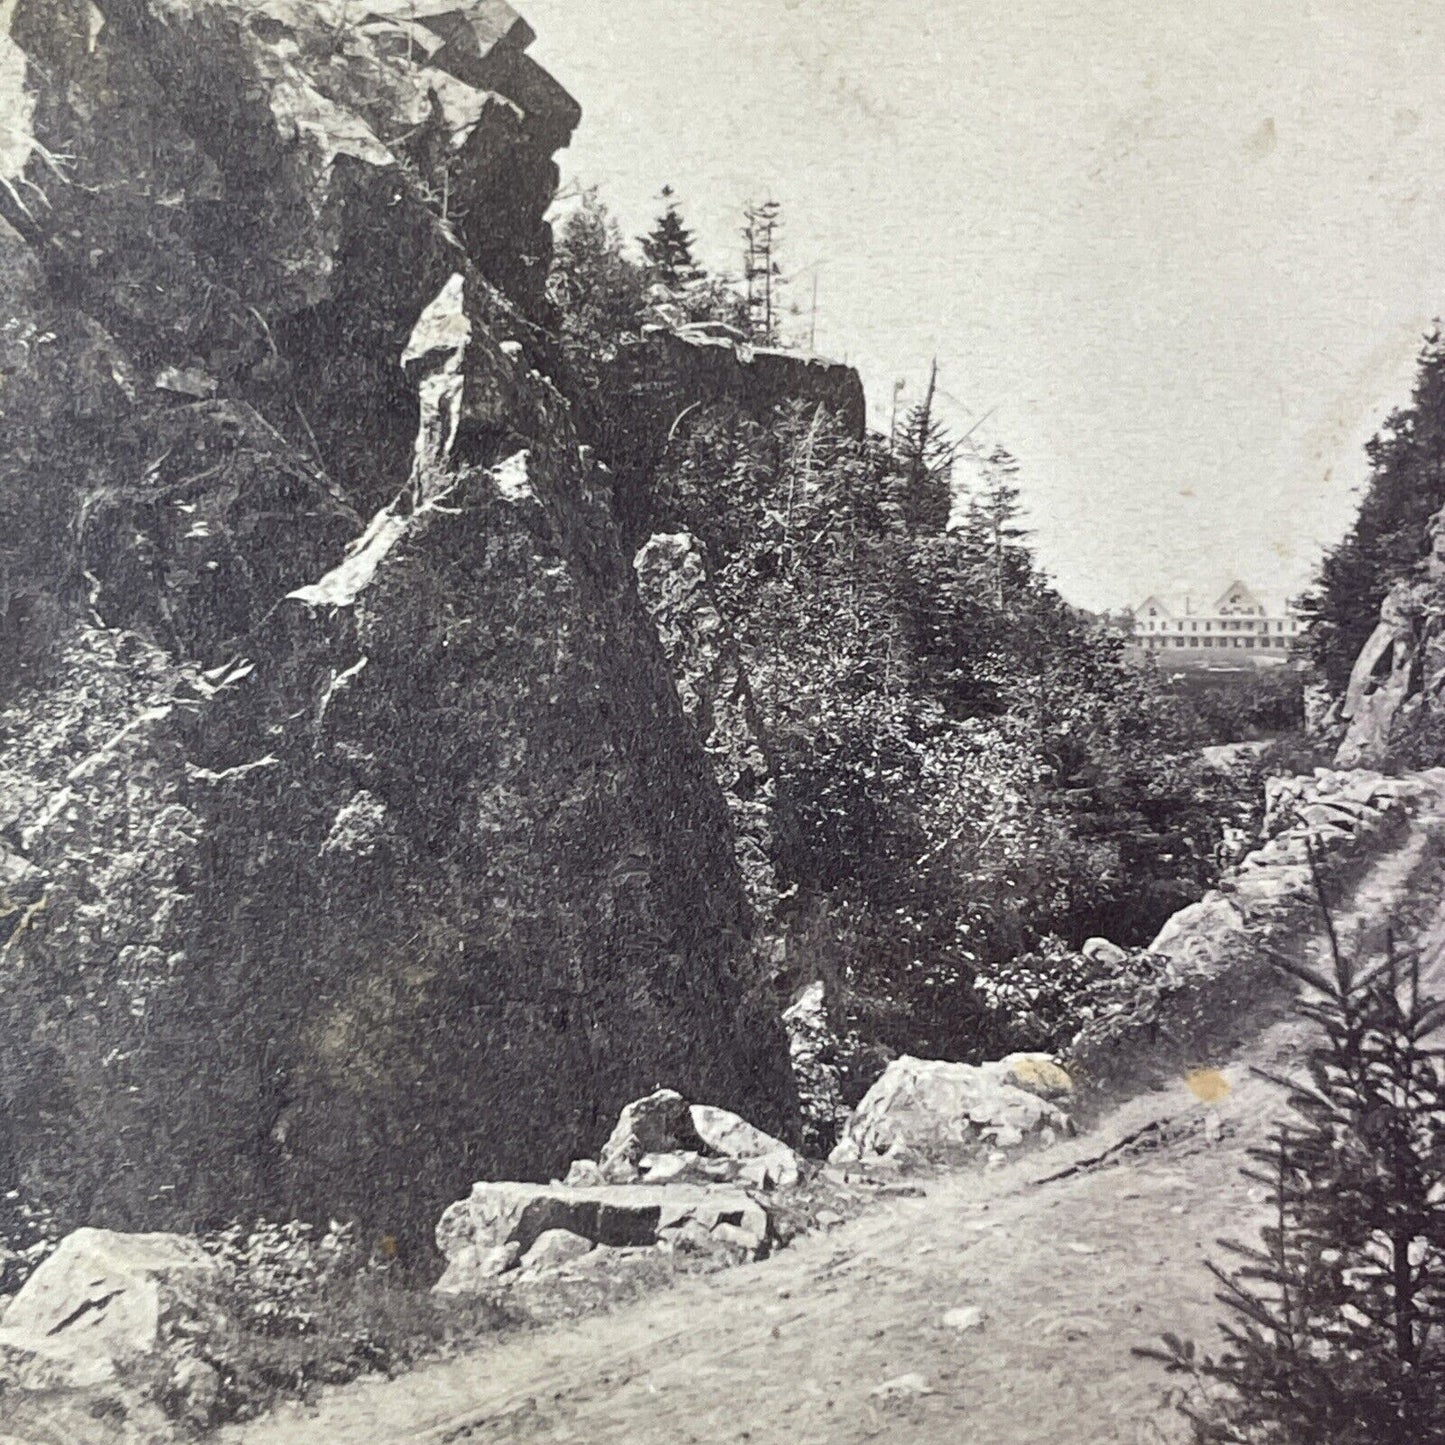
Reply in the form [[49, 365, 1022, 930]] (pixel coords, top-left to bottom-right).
[[974, 936, 1168, 1054], [203, 1218, 360, 1337], [149, 1217, 520, 1426], [196, 1269, 514, 1425], [0, 1187, 60, 1294], [1142, 928, 1445, 1441]]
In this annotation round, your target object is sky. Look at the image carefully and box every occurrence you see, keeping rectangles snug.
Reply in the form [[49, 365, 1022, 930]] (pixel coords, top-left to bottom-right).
[[525, 0, 1445, 613]]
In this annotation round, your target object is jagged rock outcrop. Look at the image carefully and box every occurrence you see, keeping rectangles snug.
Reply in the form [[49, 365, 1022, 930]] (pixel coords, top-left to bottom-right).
[[1336, 507, 1445, 765], [595, 324, 867, 550], [615, 325, 867, 441], [0, 0, 794, 1248]]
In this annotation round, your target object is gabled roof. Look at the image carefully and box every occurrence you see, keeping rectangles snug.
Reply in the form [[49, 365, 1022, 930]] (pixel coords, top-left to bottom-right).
[[1135, 594, 1172, 617], [1214, 580, 1263, 612]]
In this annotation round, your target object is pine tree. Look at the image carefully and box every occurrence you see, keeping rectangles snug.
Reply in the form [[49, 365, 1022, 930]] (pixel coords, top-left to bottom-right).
[[742, 199, 785, 346], [893, 362, 956, 535], [639, 186, 705, 290], [1144, 896, 1445, 1442], [961, 447, 1031, 607], [1299, 330, 1445, 693]]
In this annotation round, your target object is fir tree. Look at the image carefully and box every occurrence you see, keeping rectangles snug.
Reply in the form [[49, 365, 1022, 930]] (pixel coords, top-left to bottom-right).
[[961, 447, 1031, 607], [1144, 892, 1445, 1442], [639, 186, 705, 290], [742, 199, 785, 345], [893, 361, 956, 535]]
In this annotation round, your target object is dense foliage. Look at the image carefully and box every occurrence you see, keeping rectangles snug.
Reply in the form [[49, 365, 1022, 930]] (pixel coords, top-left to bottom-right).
[[648, 402, 1253, 1061], [545, 187, 1287, 1076], [1147, 930, 1445, 1441], [1300, 331, 1445, 693]]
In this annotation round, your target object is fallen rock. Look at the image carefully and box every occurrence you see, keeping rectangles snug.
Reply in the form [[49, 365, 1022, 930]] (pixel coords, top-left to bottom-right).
[[562, 1159, 604, 1188], [998, 1052, 1073, 1101], [519, 1228, 594, 1274], [596, 1090, 803, 1188], [0, 1229, 222, 1388], [433, 1241, 522, 1294], [690, 1103, 803, 1187], [598, 1089, 705, 1182], [830, 1055, 1071, 1167], [1080, 936, 1128, 966], [436, 1180, 772, 1288], [637, 1151, 703, 1185], [941, 1305, 984, 1332]]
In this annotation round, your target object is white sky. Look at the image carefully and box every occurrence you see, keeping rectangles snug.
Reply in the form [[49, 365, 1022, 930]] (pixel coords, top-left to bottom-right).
[[525, 0, 1445, 612]]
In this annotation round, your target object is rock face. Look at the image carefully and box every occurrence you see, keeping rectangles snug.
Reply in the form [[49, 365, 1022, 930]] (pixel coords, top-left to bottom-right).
[[0, 0, 794, 1245], [595, 325, 867, 552], [1336, 507, 1445, 766], [616, 327, 867, 441], [0, 1229, 222, 1389], [829, 1054, 1072, 1167]]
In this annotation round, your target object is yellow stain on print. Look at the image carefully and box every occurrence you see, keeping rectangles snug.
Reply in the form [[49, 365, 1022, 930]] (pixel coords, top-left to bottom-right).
[[1185, 1068, 1231, 1104]]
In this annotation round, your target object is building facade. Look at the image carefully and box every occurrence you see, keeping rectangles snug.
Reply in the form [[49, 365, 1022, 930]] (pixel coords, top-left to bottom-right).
[[1130, 581, 1302, 663]]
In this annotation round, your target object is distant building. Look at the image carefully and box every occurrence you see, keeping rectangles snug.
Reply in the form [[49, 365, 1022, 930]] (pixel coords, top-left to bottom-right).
[[1129, 581, 1303, 665]]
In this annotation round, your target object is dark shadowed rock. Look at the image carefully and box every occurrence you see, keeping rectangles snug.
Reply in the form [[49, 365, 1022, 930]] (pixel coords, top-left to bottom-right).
[[0, 0, 794, 1250]]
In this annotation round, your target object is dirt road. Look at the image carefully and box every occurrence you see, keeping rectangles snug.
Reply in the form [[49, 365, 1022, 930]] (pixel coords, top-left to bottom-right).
[[224, 792, 1445, 1445]]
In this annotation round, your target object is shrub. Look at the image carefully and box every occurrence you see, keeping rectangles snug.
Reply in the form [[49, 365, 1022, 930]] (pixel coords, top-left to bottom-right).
[[974, 936, 1168, 1054], [0, 1187, 60, 1294], [1142, 927, 1445, 1441], [202, 1218, 360, 1337]]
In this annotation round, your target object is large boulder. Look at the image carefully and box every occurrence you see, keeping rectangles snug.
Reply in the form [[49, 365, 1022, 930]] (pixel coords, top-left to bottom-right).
[[595, 1089, 802, 1187], [434, 1180, 772, 1290], [0, 1229, 222, 1389], [830, 1055, 1072, 1167]]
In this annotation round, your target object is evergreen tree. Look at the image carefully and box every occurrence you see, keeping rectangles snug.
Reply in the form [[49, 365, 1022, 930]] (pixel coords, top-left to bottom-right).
[[893, 362, 956, 535], [639, 186, 705, 289], [961, 446, 1032, 608], [1145, 908, 1445, 1442], [742, 199, 785, 345], [546, 187, 645, 359]]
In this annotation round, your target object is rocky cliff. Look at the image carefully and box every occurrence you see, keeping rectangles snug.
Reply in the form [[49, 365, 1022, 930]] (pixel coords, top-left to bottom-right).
[[1334, 504, 1445, 766], [0, 0, 794, 1249]]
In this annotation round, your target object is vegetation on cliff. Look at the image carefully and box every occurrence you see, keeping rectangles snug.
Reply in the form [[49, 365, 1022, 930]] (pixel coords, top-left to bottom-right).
[[551, 189, 1288, 1114]]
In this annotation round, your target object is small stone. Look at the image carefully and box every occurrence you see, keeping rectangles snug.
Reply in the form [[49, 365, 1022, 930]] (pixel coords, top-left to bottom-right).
[[520, 1229, 595, 1274], [1065, 1241, 1099, 1255], [815, 1209, 844, 1229], [563, 1159, 603, 1188], [869, 1373, 933, 1400], [166, 1354, 220, 1425], [637, 1151, 702, 1184], [709, 1222, 762, 1256], [941, 1305, 984, 1332]]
